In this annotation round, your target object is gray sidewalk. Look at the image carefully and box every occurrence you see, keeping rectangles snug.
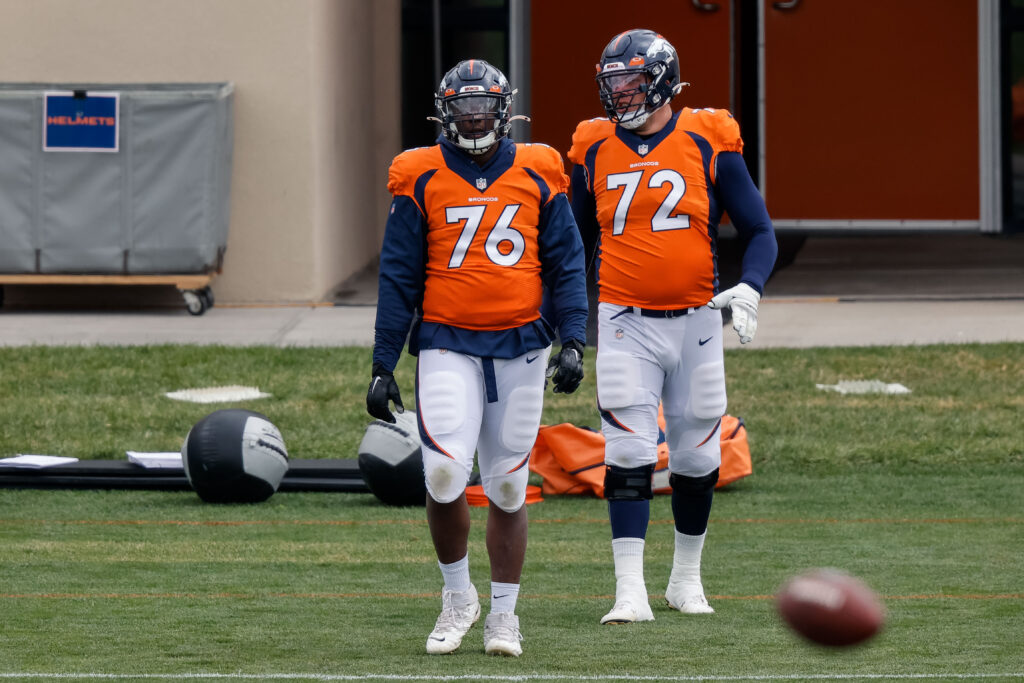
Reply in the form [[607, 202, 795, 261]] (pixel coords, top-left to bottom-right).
[[2, 234, 1023, 349], [1, 298, 1023, 348]]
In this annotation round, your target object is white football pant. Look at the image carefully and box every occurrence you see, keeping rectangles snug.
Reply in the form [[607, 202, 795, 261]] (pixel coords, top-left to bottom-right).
[[417, 346, 551, 512], [596, 303, 726, 478]]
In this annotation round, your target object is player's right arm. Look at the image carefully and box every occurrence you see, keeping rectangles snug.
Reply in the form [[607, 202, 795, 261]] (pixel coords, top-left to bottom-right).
[[368, 185, 425, 422], [566, 118, 613, 277], [373, 196, 425, 372], [373, 152, 431, 373]]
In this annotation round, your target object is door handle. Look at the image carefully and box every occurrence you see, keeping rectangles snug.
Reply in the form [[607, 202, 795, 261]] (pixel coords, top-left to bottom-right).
[[772, 0, 801, 8], [692, 0, 720, 11]]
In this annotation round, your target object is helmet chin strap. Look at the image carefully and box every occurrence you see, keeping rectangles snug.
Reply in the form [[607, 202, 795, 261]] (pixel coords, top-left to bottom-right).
[[618, 100, 673, 130], [458, 130, 497, 154], [618, 110, 650, 130]]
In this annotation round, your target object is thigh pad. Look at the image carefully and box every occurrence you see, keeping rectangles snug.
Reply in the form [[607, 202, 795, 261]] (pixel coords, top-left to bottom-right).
[[499, 385, 545, 453], [688, 361, 727, 420], [597, 351, 639, 410], [418, 370, 466, 435]]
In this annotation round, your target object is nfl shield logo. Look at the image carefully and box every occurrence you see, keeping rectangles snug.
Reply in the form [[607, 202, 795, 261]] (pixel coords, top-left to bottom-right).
[[637, 144, 649, 155], [476, 177, 488, 190]]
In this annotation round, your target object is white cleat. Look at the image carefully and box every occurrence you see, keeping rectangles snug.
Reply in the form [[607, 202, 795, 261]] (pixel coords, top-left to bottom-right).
[[600, 585, 654, 624], [484, 612, 523, 657], [426, 585, 481, 654], [665, 581, 715, 614]]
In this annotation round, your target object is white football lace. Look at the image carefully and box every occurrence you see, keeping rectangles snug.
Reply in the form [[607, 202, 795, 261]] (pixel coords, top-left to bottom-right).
[[487, 613, 522, 641]]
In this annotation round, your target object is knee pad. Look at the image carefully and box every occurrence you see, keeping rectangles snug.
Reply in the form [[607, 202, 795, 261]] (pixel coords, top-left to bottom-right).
[[669, 468, 720, 496], [417, 371, 466, 436], [499, 385, 544, 452], [688, 362, 727, 420], [483, 469, 529, 513], [423, 449, 471, 504], [604, 464, 655, 501], [596, 351, 638, 409], [604, 432, 659, 469]]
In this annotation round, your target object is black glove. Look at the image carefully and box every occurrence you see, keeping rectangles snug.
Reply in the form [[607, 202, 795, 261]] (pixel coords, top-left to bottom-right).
[[546, 339, 585, 394], [366, 363, 404, 423]]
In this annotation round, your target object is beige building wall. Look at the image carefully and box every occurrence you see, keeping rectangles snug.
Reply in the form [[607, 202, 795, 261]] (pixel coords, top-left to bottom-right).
[[0, 0, 400, 304]]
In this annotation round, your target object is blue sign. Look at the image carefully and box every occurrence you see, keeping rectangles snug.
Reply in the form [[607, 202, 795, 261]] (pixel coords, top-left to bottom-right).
[[44, 91, 119, 152]]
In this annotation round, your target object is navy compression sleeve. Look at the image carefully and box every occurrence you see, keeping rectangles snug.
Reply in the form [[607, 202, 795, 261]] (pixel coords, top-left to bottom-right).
[[539, 193, 589, 345], [716, 152, 778, 293], [373, 195, 426, 371], [570, 164, 601, 277]]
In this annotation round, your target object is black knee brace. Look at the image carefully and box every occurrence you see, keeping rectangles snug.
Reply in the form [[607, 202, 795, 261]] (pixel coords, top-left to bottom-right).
[[669, 468, 720, 495], [604, 464, 655, 501]]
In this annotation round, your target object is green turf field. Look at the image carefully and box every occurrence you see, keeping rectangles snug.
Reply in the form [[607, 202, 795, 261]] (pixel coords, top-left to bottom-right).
[[0, 344, 1021, 681]]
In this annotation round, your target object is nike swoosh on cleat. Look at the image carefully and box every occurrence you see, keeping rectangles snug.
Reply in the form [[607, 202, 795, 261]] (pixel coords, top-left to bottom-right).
[[429, 636, 446, 641], [698, 337, 713, 346], [526, 356, 539, 363]]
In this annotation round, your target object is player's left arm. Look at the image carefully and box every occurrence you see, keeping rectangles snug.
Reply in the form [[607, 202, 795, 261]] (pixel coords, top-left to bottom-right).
[[539, 193, 589, 346], [707, 152, 778, 343], [716, 152, 778, 293], [539, 193, 589, 393]]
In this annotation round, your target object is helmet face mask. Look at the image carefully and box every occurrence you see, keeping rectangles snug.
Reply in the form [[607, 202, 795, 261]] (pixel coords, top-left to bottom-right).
[[433, 60, 515, 155], [442, 93, 504, 153], [596, 29, 683, 130], [597, 71, 652, 128]]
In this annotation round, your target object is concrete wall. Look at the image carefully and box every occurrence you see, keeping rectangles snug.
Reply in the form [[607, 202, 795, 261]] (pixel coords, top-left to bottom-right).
[[0, 0, 400, 304]]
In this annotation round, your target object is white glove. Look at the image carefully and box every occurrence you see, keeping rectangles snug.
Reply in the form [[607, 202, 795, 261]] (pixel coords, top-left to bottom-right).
[[707, 283, 760, 344]]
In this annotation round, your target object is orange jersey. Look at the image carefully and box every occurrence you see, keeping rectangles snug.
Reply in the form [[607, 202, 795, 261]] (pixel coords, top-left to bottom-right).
[[568, 108, 743, 309], [388, 141, 569, 331]]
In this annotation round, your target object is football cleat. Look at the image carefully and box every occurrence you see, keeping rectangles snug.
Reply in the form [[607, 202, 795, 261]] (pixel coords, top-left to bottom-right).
[[484, 612, 523, 657], [600, 582, 654, 624], [665, 581, 715, 614], [426, 585, 481, 654]]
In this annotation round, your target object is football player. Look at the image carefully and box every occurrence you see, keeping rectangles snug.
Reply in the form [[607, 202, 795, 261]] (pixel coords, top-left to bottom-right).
[[567, 29, 778, 624], [367, 59, 588, 656]]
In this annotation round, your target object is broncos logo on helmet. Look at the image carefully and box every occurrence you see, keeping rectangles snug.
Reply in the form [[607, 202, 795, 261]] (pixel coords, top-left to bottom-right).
[[595, 29, 686, 130], [430, 59, 519, 155]]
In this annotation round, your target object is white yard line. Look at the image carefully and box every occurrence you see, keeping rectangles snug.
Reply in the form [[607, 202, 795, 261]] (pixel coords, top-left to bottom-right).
[[1, 673, 1022, 681]]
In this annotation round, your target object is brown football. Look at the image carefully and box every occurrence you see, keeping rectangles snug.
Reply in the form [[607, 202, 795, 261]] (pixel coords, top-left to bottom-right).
[[776, 568, 886, 647]]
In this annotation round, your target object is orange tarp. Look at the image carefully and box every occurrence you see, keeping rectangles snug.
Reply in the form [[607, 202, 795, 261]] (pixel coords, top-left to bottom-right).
[[528, 413, 752, 498]]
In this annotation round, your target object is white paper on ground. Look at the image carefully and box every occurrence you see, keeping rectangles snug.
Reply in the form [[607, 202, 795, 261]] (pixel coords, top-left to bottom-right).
[[126, 451, 184, 469], [164, 385, 271, 403], [815, 380, 911, 395], [0, 455, 79, 468]]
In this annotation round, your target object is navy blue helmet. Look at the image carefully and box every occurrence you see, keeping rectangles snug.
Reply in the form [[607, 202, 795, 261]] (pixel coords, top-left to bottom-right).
[[433, 59, 516, 154], [595, 29, 684, 129]]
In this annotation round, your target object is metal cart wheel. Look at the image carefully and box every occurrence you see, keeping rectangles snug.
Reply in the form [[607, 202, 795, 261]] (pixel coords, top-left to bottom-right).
[[199, 286, 215, 310], [183, 289, 208, 316]]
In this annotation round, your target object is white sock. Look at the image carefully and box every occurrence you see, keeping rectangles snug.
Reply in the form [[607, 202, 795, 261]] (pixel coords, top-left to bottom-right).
[[439, 555, 472, 594], [670, 530, 706, 586], [611, 537, 646, 592], [490, 581, 520, 614]]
